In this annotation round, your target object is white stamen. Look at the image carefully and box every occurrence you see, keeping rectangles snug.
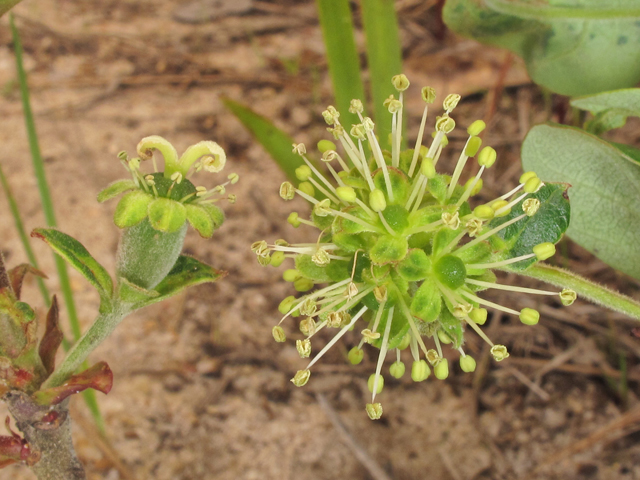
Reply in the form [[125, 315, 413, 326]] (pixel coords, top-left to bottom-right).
[[372, 307, 394, 402]]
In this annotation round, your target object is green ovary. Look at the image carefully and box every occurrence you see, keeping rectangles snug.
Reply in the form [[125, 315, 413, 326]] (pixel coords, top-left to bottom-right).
[[434, 254, 466, 290]]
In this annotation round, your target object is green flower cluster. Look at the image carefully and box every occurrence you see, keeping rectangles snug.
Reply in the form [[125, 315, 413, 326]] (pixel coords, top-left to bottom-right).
[[254, 75, 576, 420]]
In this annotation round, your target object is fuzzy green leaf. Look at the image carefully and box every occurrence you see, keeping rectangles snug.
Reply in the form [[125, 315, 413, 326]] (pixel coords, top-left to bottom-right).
[[370, 235, 408, 265], [185, 204, 214, 238], [114, 190, 152, 228], [410, 276, 441, 323], [443, 0, 640, 96], [97, 179, 137, 203], [295, 255, 332, 283], [222, 97, 304, 183], [489, 182, 570, 270], [371, 307, 410, 350], [522, 123, 640, 279], [148, 198, 187, 233], [397, 249, 432, 281], [31, 228, 113, 307], [116, 277, 159, 306], [571, 88, 640, 134]]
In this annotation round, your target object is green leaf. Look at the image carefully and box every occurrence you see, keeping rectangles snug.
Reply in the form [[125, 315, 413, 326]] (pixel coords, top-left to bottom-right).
[[490, 182, 570, 270], [571, 88, 640, 134], [443, 0, 640, 96], [114, 190, 152, 228], [0, 0, 22, 17], [369, 235, 408, 265], [222, 97, 304, 183], [148, 198, 187, 233], [116, 277, 159, 305], [97, 179, 137, 203], [361, 0, 403, 146], [410, 276, 441, 323], [522, 123, 640, 279], [31, 228, 113, 307], [185, 204, 214, 238], [316, 0, 365, 128]]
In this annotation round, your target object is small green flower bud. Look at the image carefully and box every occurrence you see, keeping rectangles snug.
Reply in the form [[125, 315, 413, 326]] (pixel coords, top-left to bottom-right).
[[467, 120, 486, 136], [366, 402, 383, 420], [434, 359, 449, 380], [369, 189, 387, 212], [426, 349, 440, 365], [491, 199, 511, 217], [392, 74, 410, 91], [533, 242, 556, 261], [390, 361, 406, 379], [278, 295, 297, 315], [420, 157, 436, 178], [296, 339, 311, 358], [291, 369, 311, 387], [421, 86, 436, 104], [523, 176, 542, 193], [442, 211, 460, 230], [270, 251, 285, 267], [469, 307, 488, 325], [299, 317, 316, 336], [436, 116, 455, 133], [280, 181, 295, 200], [490, 345, 509, 362], [283, 269, 300, 282], [519, 171, 537, 184], [437, 329, 453, 345], [349, 99, 364, 114], [443, 93, 461, 112], [272, 326, 286, 343], [519, 307, 540, 325], [287, 212, 301, 228], [560, 289, 577, 306], [464, 136, 483, 157], [318, 139, 337, 153], [460, 355, 477, 373], [473, 204, 495, 220], [368, 374, 384, 394], [464, 177, 483, 197], [298, 181, 315, 197], [295, 165, 312, 181], [348, 346, 364, 365], [313, 199, 332, 217], [397, 334, 411, 350], [294, 277, 314, 292], [522, 198, 541, 216], [336, 186, 357, 202], [411, 360, 431, 382], [477, 146, 497, 168]]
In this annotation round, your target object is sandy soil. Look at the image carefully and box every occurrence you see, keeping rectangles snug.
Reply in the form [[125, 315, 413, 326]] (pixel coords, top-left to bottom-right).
[[1, 1, 640, 479]]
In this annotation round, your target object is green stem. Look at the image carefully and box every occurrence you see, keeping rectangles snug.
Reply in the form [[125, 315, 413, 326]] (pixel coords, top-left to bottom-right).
[[43, 305, 129, 389], [511, 263, 640, 321]]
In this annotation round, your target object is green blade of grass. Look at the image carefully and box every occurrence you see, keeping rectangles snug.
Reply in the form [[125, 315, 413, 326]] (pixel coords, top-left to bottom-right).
[[361, 0, 403, 147], [316, 0, 365, 127], [222, 96, 304, 182], [0, 0, 22, 18], [10, 14, 105, 433]]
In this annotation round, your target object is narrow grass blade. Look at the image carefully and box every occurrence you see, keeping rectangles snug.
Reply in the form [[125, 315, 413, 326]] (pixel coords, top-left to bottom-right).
[[361, 0, 403, 147], [10, 14, 105, 432], [222, 96, 304, 182], [0, 0, 22, 17], [316, 0, 365, 127]]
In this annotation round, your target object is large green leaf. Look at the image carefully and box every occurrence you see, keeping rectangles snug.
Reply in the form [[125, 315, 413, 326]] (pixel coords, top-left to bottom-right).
[[522, 123, 640, 279], [490, 183, 571, 270], [222, 97, 303, 183], [31, 228, 113, 308], [571, 88, 640, 134], [443, 0, 640, 96]]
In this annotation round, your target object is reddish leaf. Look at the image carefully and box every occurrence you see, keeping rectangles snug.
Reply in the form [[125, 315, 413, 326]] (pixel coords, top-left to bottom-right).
[[0, 358, 34, 390], [38, 296, 63, 377], [8, 264, 47, 300], [33, 361, 113, 406], [0, 255, 9, 291], [0, 435, 23, 464]]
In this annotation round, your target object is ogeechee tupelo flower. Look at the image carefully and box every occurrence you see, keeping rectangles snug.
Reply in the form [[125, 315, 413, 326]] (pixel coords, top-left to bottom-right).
[[255, 75, 574, 420], [98, 136, 238, 238]]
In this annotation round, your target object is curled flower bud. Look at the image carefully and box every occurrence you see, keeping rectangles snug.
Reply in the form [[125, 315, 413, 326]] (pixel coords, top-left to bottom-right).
[[348, 346, 365, 365], [523, 198, 541, 216], [519, 308, 540, 325]]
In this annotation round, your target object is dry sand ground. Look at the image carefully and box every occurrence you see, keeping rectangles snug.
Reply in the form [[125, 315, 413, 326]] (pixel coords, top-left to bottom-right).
[[1, 1, 640, 479]]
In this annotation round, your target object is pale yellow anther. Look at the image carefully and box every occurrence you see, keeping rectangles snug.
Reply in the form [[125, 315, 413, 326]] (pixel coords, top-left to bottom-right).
[[467, 120, 486, 136], [453, 303, 473, 318], [227, 194, 236, 204], [426, 349, 440, 365], [369, 189, 387, 212], [533, 242, 556, 261], [387, 99, 402, 114], [336, 186, 357, 202], [145, 174, 156, 186], [298, 181, 315, 197], [443, 93, 461, 112], [313, 199, 332, 217], [346, 282, 359, 299], [420, 157, 436, 178], [228, 173, 239, 184], [280, 181, 295, 200], [350, 124, 367, 141], [299, 317, 317, 336], [295, 165, 312, 181], [317, 139, 337, 153], [362, 117, 375, 132], [522, 198, 540, 216], [519, 308, 540, 325], [465, 136, 483, 157], [312, 247, 330, 267], [257, 254, 271, 267], [560, 289, 577, 306], [434, 358, 449, 380], [291, 369, 311, 387], [490, 345, 510, 362], [292, 143, 307, 156], [327, 126, 344, 139], [296, 339, 311, 358], [473, 204, 495, 220], [300, 298, 317, 316], [460, 355, 477, 373], [477, 146, 497, 168], [492, 199, 511, 217], [524, 176, 543, 193], [469, 307, 487, 325], [272, 326, 286, 343], [383, 95, 395, 108], [464, 177, 483, 196], [327, 312, 342, 328], [361, 329, 381, 344], [421, 86, 436, 104], [436, 116, 455, 133], [442, 211, 460, 230], [251, 240, 269, 256], [373, 285, 388, 302], [519, 171, 537, 184], [466, 218, 483, 237], [322, 150, 339, 163], [367, 373, 384, 394], [366, 403, 383, 420], [392, 74, 410, 91], [170, 171, 183, 184], [349, 99, 364, 114]]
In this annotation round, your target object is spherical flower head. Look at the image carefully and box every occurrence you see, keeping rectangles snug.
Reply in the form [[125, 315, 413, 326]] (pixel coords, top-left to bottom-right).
[[98, 136, 235, 238], [257, 75, 572, 419]]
